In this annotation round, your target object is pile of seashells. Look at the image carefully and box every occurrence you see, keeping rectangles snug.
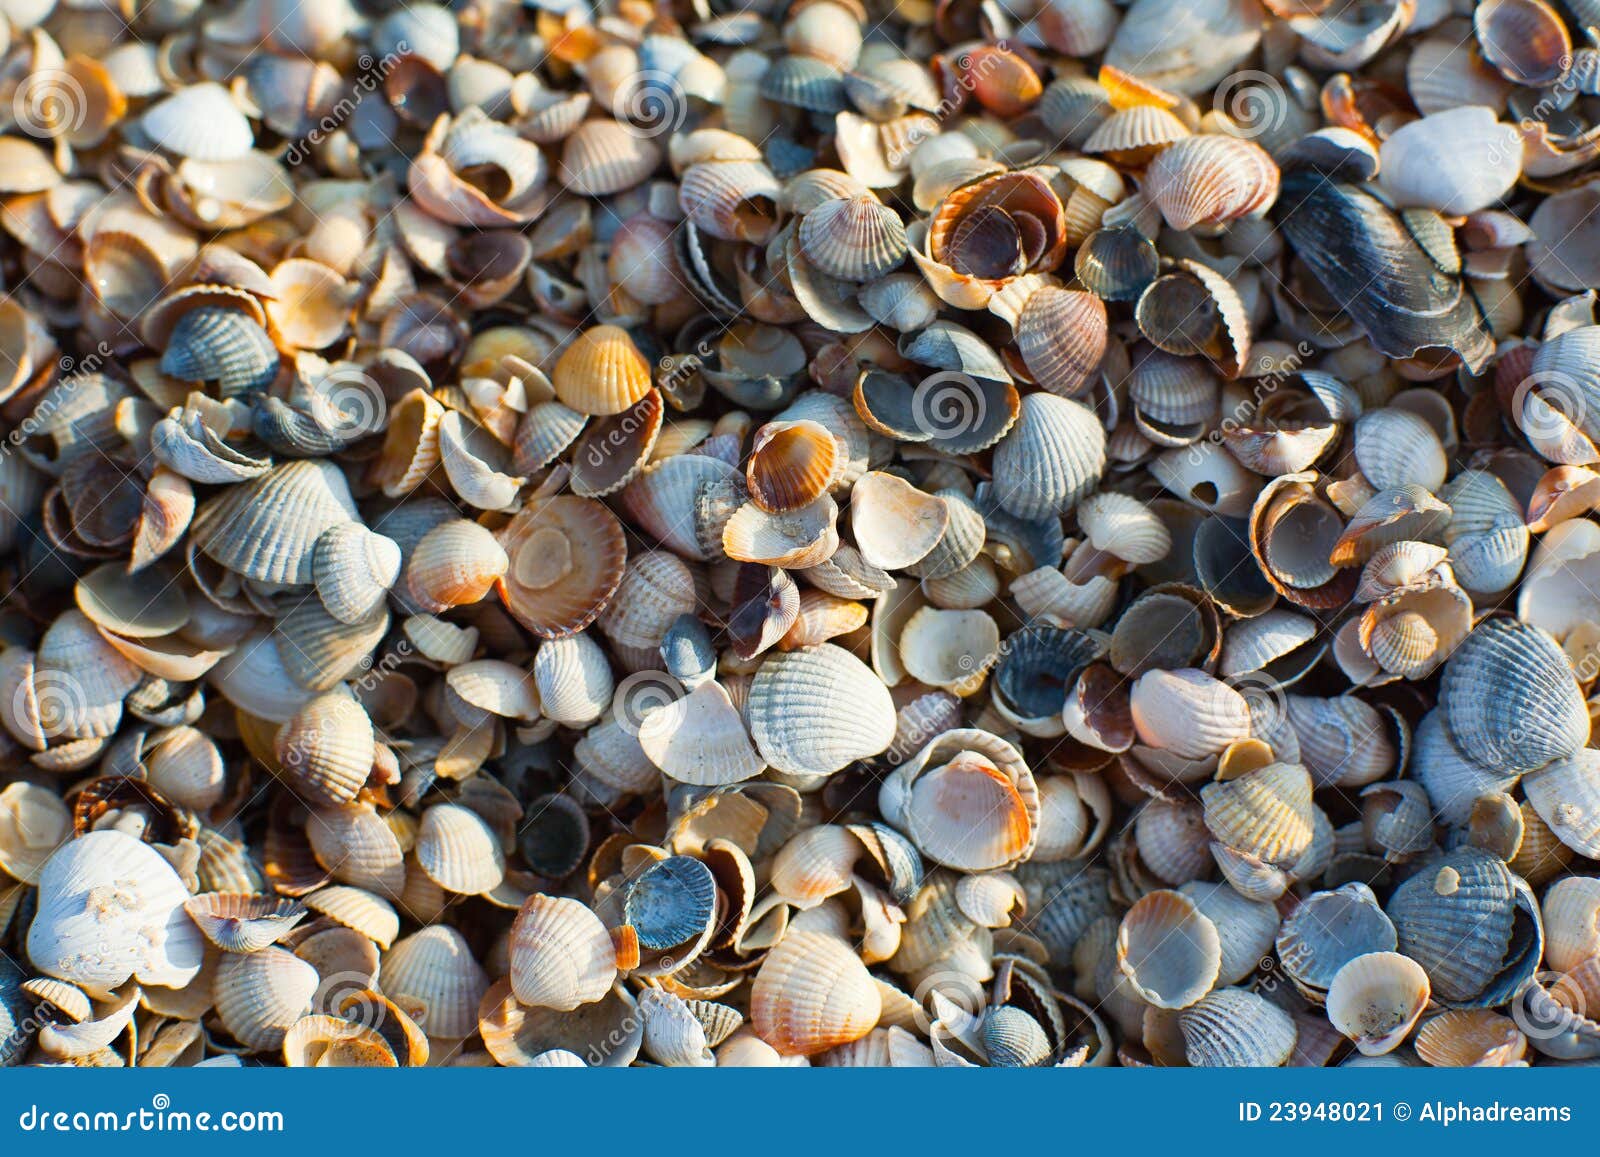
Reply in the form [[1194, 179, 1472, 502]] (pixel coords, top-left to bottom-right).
[[5, 0, 1600, 1070]]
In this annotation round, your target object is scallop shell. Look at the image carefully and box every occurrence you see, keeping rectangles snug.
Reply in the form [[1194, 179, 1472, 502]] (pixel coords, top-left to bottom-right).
[[191, 460, 358, 586], [750, 931, 881, 1056], [1440, 618, 1588, 775], [1130, 668, 1250, 760], [1145, 134, 1278, 232], [215, 947, 320, 1051], [184, 893, 307, 953], [28, 830, 205, 990], [797, 194, 908, 281], [508, 893, 617, 1011], [416, 803, 505, 896], [497, 496, 628, 639], [1178, 987, 1296, 1067], [1116, 889, 1221, 1010], [141, 83, 253, 161], [748, 644, 896, 777], [879, 729, 1039, 871], [1386, 847, 1542, 1007], [380, 925, 490, 1040], [275, 691, 375, 807], [1326, 951, 1430, 1056], [991, 393, 1107, 520], [553, 325, 654, 417]]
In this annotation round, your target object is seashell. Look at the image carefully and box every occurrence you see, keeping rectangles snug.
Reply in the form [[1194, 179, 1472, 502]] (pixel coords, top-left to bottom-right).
[[184, 893, 306, 953], [1202, 760, 1315, 866], [1276, 883, 1397, 1001], [1131, 668, 1250, 760], [750, 931, 881, 1056], [723, 494, 840, 569], [1117, 890, 1221, 1009], [302, 886, 400, 950], [1145, 135, 1278, 232], [991, 393, 1106, 520], [1386, 847, 1542, 1008], [1439, 618, 1588, 775], [1413, 1009, 1527, 1068], [1377, 108, 1521, 216], [191, 460, 356, 586], [405, 518, 510, 614], [509, 893, 617, 1011], [497, 497, 627, 639], [746, 420, 841, 514], [1015, 288, 1107, 397], [680, 161, 782, 243], [141, 83, 253, 161], [1475, 0, 1571, 87], [28, 831, 205, 990], [215, 947, 319, 1051], [381, 925, 490, 1040], [0, 781, 71, 884], [306, 804, 406, 895], [1523, 748, 1600, 859], [1326, 951, 1430, 1056], [416, 803, 505, 896], [275, 691, 375, 807], [552, 325, 654, 417], [639, 680, 764, 786], [880, 729, 1038, 872], [312, 523, 402, 625], [749, 644, 895, 777], [798, 194, 908, 282], [1179, 988, 1297, 1067]]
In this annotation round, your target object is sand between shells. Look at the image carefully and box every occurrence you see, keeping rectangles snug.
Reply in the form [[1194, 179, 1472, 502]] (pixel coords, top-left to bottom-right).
[[1, 0, 1600, 1070]]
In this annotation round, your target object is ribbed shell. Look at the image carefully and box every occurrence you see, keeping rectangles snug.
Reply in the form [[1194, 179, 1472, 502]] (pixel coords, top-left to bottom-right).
[[552, 325, 654, 417], [1179, 988, 1297, 1067], [750, 931, 881, 1056], [1201, 761, 1315, 864], [27, 830, 205, 989], [509, 894, 617, 1011], [380, 926, 490, 1039], [559, 119, 663, 196], [991, 392, 1107, 520], [416, 803, 505, 895], [1386, 848, 1540, 1006], [312, 522, 401, 625], [1523, 747, 1600, 858], [496, 496, 628, 639], [214, 947, 319, 1051], [183, 893, 306, 953], [1015, 287, 1107, 397], [1145, 134, 1279, 231], [747, 644, 896, 776], [303, 885, 400, 949], [1275, 882, 1396, 996], [1440, 618, 1588, 774], [276, 692, 375, 806], [798, 194, 908, 281], [192, 459, 358, 584], [141, 83, 253, 160]]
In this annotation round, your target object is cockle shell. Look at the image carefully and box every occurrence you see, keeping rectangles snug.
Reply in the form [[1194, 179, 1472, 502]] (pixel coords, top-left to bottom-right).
[[29, 831, 204, 989], [750, 931, 881, 1056], [509, 894, 617, 1011], [748, 644, 896, 777]]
